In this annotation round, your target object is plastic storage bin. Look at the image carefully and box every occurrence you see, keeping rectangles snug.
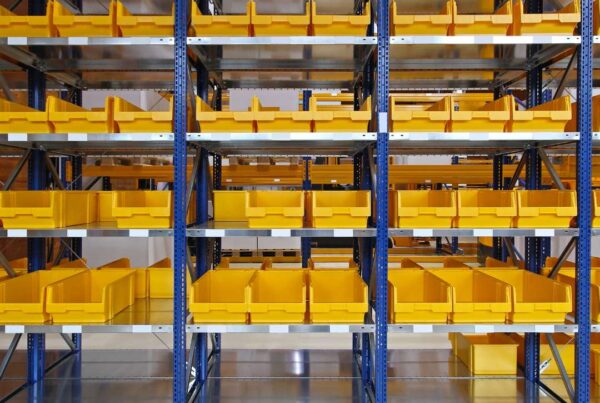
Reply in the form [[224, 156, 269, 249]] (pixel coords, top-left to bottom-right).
[[0, 270, 83, 323], [213, 190, 247, 222], [390, 96, 451, 132], [253, 97, 312, 132], [97, 257, 147, 299], [430, 270, 511, 323], [388, 270, 452, 323], [513, 333, 575, 375], [147, 257, 188, 298], [245, 191, 304, 228], [456, 190, 517, 228], [450, 0, 513, 35], [250, 1, 310, 36], [191, 0, 251, 36], [196, 97, 253, 133], [0, 98, 51, 134], [443, 258, 471, 269], [390, 258, 425, 269], [482, 269, 571, 323], [0, 2, 55, 37], [311, 0, 370, 36], [0, 191, 96, 229], [512, 0, 580, 35], [308, 257, 358, 270], [390, 190, 456, 228], [455, 333, 518, 375], [46, 269, 135, 323], [116, 1, 173, 36], [556, 270, 600, 323], [97, 191, 115, 222], [48, 96, 115, 133], [189, 270, 255, 323], [515, 190, 577, 228], [248, 270, 306, 323], [52, 259, 88, 269], [390, 0, 452, 35], [485, 256, 519, 269], [53, 0, 117, 37], [449, 96, 511, 132], [112, 191, 172, 228], [508, 96, 572, 132], [311, 96, 371, 132], [309, 270, 367, 323], [307, 191, 370, 228], [114, 96, 173, 133]]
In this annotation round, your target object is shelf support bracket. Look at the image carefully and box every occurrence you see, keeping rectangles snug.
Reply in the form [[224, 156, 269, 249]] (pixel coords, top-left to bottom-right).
[[537, 147, 565, 190], [59, 333, 77, 352], [507, 152, 528, 190], [0, 334, 21, 379], [502, 238, 520, 267], [0, 251, 17, 279], [43, 151, 66, 190], [547, 237, 576, 279], [546, 334, 575, 401], [554, 48, 577, 100], [3, 149, 31, 191]]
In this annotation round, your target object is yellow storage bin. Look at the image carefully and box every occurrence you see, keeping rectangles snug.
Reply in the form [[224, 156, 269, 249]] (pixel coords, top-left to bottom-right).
[[449, 96, 511, 132], [450, 0, 513, 35], [388, 269, 452, 323], [0, 191, 96, 229], [556, 270, 600, 323], [512, 0, 580, 35], [116, 1, 173, 36], [0, 98, 51, 134], [252, 97, 312, 132], [308, 191, 370, 229], [308, 257, 358, 270], [513, 333, 575, 375], [456, 190, 517, 228], [0, 1, 55, 37], [191, 1, 251, 36], [114, 96, 173, 133], [213, 190, 247, 222], [311, 0, 370, 36], [147, 257, 191, 299], [250, 1, 310, 36], [48, 96, 115, 133], [189, 270, 255, 323], [97, 191, 115, 222], [388, 257, 425, 269], [0, 270, 83, 323], [455, 333, 518, 375], [53, 0, 117, 37], [112, 191, 172, 228], [245, 191, 304, 229], [390, 0, 452, 35], [508, 96, 572, 132], [430, 270, 511, 323], [389, 190, 456, 228], [443, 258, 471, 269], [52, 259, 88, 269], [515, 190, 577, 228], [97, 258, 147, 299], [46, 269, 135, 323], [481, 269, 571, 323], [390, 96, 451, 132], [484, 256, 519, 269], [311, 96, 371, 132], [309, 270, 367, 323], [248, 270, 306, 323], [196, 97, 253, 133]]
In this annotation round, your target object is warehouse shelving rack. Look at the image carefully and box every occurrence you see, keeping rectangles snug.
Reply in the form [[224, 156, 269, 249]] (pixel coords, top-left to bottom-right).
[[0, 0, 595, 402]]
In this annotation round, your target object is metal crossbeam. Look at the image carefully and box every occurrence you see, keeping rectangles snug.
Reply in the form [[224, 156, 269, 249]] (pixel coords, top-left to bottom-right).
[[507, 153, 528, 190], [0, 334, 21, 378], [186, 147, 201, 215], [43, 152, 66, 190], [547, 238, 576, 279], [538, 147, 565, 190], [503, 238, 520, 267], [0, 251, 17, 278], [3, 149, 31, 191], [59, 333, 77, 352], [546, 334, 575, 401]]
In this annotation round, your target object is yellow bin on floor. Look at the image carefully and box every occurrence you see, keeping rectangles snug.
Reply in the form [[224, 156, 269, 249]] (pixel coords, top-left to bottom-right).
[[0, 98, 52, 134], [311, 0, 370, 36], [455, 333, 518, 375], [388, 269, 452, 323], [456, 190, 517, 228], [430, 270, 511, 323], [515, 190, 577, 228], [245, 191, 304, 228], [481, 269, 571, 323], [390, 190, 456, 228], [308, 191, 371, 228], [390, 0, 452, 35], [46, 269, 135, 323], [248, 270, 306, 323], [309, 270, 367, 323], [189, 270, 255, 324], [0, 270, 83, 324]]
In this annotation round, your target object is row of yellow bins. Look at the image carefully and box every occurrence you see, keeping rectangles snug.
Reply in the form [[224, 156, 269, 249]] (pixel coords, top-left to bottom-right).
[[392, 0, 580, 35], [189, 268, 368, 324], [566, 94, 600, 132], [197, 96, 372, 133], [0, 191, 189, 229], [0, 257, 177, 324], [0, 96, 173, 134], [214, 190, 371, 228], [389, 189, 578, 229], [389, 95, 573, 132]]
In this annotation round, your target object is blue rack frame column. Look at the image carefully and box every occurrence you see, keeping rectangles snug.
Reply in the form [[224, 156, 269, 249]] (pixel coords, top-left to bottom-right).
[[301, 90, 312, 268], [173, 0, 188, 400], [26, 0, 47, 389], [576, 0, 593, 400], [375, 0, 389, 401]]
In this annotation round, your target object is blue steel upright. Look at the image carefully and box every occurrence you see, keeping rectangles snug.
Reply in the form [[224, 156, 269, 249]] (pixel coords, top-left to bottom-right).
[[576, 0, 593, 400], [173, 0, 188, 400], [375, 0, 389, 401]]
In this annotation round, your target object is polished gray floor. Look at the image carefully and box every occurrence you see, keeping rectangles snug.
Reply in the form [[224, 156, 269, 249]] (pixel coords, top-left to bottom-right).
[[1, 349, 598, 402]]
